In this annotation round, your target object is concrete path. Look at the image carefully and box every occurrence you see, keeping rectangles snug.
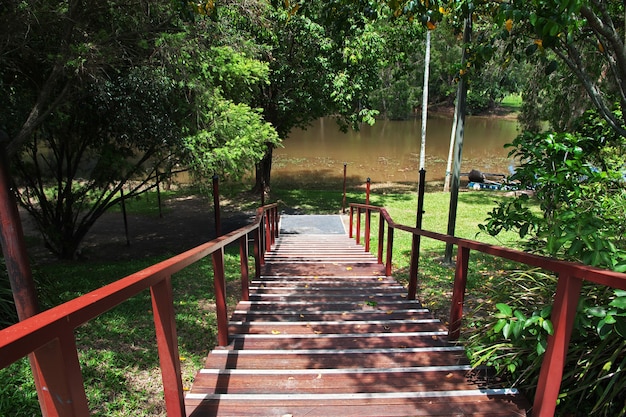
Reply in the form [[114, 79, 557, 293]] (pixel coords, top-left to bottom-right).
[[279, 214, 346, 235]]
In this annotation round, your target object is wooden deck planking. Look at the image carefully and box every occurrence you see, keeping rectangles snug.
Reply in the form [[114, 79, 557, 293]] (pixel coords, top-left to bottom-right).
[[185, 233, 529, 416]]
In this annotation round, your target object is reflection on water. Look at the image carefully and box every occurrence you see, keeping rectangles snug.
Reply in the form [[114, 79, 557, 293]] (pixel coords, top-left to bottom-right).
[[273, 116, 519, 184]]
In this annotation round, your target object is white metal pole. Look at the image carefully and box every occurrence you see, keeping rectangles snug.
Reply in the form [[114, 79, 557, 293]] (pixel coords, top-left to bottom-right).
[[419, 29, 431, 171]]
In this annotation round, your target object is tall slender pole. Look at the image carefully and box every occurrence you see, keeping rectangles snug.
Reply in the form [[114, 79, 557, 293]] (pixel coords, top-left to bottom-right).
[[156, 170, 163, 218], [408, 168, 426, 299], [212, 174, 221, 238], [419, 29, 432, 171], [342, 163, 347, 214], [443, 98, 459, 192], [120, 186, 130, 246], [444, 16, 472, 264]]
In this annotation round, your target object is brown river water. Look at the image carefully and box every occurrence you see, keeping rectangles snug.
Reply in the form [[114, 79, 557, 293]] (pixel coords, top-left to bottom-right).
[[273, 115, 520, 185]]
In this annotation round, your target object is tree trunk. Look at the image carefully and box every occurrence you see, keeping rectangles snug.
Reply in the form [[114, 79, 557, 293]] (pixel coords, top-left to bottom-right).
[[253, 144, 274, 193]]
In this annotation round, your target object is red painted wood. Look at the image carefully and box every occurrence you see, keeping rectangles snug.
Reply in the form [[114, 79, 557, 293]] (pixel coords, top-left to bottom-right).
[[192, 369, 478, 393], [254, 226, 263, 270], [356, 208, 362, 245], [151, 276, 185, 417], [348, 206, 353, 238], [0, 203, 279, 416], [31, 332, 90, 417], [377, 214, 385, 264], [532, 274, 582, 417], [239, 236, 249, 301], [264, 214, 271, 252], [186, 398, 528, 417], [364, 209, 371, 252], [187, 232, 530, 416], [212, 249, 229, 347], [385, 226, 394, 276], [448, 246, 470, 341]]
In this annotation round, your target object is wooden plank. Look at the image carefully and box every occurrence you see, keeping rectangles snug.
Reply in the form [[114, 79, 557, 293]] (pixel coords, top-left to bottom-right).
[[186, 393, 529, 417], [185, 232, 530, 416]]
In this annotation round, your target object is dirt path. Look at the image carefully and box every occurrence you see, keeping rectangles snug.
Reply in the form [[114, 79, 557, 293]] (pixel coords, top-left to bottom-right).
[[22, 194, 256, 264]]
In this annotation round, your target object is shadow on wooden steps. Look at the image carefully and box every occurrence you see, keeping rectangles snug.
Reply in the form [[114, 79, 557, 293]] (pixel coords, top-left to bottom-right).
[[185, 232, 530, 416]]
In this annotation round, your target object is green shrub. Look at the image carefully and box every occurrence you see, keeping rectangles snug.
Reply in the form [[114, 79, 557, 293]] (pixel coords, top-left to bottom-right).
[[466, 269, 626, 416]]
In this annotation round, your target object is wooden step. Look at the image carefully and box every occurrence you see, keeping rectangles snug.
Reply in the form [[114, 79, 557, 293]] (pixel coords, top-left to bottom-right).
[[185, 231, 530, 416]]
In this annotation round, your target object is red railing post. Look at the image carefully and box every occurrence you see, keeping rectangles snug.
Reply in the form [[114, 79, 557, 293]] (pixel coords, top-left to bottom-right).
[[254, 225, 263, 272], [264, 213, 272, 252], [364, 207, 371, 252], [385, 225, 394, 276], [150, 277, 185, 417], [356, 207, 362, 245], [240, 235, 250, 301], [1, 142, 90, 417], [212, 248, 229, 346], [377, 214, 384, 264], [448, 245, 470, 340], [273, 206, 279, 240], [349, 206, 354, 238], [212, 174, 221, 238], [342, 163, 347, 214], [31, 335, 90, 417], [407, 235, 420, 301], [532, 274, 582, 417]]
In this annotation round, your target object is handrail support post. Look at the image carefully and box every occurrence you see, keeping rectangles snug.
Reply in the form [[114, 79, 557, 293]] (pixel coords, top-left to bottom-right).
[[448, 245, 470, 341], [532, 274, 582, 416], [240, 235, 250, 301], [212, 248, 229, 346], [151, 276, 185, 417]]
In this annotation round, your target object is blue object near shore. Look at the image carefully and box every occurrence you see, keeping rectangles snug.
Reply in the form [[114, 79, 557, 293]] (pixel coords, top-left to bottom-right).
[[468, 181, 503, 191]]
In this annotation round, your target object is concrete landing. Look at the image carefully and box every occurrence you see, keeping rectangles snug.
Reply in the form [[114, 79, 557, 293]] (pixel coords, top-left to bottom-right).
[[279, 214, 346, 235]]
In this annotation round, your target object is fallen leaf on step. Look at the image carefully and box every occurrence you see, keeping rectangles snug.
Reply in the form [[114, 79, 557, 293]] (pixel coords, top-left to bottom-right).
[[271, 330, 281, 335]]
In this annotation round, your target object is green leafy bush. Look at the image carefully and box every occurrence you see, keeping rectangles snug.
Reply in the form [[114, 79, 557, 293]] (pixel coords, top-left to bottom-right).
[[473, 111, 626, 415], [481, 128, 626, 270], [466, 269, 626, 416], [0, 259, 18, 329]]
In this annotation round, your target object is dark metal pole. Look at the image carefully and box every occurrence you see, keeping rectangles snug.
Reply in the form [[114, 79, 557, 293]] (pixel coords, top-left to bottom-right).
[[444, 16, 472, 264], [365, 177, 371, 205], [342, 163, 347, 214], [120, 187, 130, 246], [408, 168, 426, 299], [156, 170, 163, 218], [212, 174, 221, 237]]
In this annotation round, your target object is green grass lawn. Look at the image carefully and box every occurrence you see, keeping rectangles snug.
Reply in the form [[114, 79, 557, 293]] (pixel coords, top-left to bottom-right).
[[500, 93, 523, 112], [1, 184, 528, 416]]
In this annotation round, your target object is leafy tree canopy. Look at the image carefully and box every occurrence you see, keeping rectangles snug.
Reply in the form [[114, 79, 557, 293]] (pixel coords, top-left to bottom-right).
[[0, 0, 278, 258]]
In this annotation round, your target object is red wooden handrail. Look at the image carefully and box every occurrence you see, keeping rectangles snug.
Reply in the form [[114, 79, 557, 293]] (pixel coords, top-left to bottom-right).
[[349, 202, 626, 417], [0, 203, 279, 417]]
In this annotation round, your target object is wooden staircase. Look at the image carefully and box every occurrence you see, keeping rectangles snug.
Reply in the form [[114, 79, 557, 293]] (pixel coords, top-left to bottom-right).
[[185, 232, 530, 416]]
